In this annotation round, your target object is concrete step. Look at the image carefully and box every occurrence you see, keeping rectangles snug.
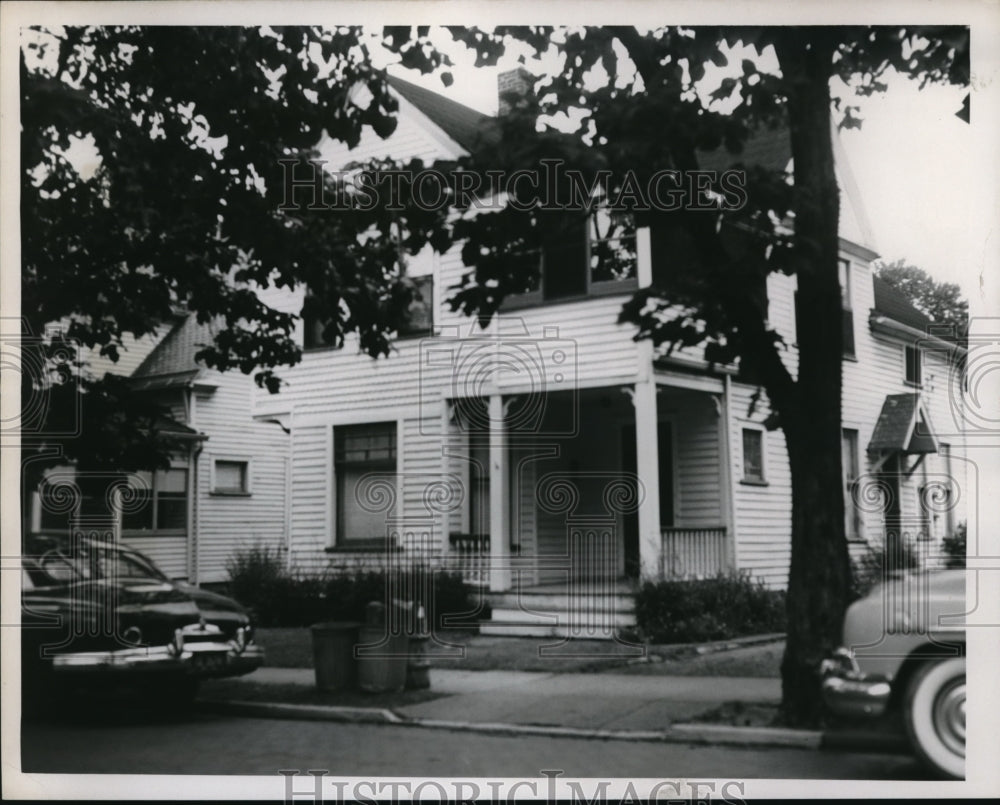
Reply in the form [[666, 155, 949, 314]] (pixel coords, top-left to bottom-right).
[[486, 591, 636, 613], [489, 607, 636, 628], [479, 622, 632, 639]]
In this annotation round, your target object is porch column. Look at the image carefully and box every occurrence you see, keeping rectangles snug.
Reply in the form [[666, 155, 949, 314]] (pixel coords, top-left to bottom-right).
[[634, 379, 662, 579], [488, 393, 511, 591], [634, 225, 662, 579]]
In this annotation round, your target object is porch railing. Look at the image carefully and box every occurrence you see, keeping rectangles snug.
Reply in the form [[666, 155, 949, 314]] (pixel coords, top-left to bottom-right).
[[660, 526, 728, 579], [447, 533, 490, 587]]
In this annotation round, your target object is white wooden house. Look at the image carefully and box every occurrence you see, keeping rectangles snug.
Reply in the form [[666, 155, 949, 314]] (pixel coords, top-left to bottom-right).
[[249, 73, 969, 636], [26, 72, 967, 634], [27, 312, 291, 583]]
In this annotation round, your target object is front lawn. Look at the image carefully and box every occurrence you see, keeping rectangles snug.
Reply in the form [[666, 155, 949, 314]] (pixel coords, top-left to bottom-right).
[[254, 627, 784, 676]]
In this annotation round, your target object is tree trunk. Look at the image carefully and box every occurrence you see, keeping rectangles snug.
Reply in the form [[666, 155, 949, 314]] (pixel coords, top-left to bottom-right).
[[773, 32, 854, 726]]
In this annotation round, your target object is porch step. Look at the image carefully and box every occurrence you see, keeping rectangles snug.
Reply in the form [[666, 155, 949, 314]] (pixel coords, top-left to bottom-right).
[[481, 587, 637, 639], [480, 622, 632, 639], [486, 591, 636, 614]]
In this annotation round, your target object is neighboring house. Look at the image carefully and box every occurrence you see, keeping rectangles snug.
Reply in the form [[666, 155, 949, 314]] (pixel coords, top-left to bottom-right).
[[253, 71, 968, 636], [26, 313, 291, 584]]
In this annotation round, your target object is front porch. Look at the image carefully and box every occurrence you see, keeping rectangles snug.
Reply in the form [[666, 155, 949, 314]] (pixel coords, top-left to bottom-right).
[[444, 381, 734, 635]]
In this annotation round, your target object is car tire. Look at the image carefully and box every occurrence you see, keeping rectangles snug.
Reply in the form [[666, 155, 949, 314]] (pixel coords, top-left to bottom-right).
[[903, 657, 965, 779]]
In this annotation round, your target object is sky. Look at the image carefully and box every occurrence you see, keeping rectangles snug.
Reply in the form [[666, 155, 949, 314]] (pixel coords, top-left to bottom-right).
[[386, 30, 991, 310]]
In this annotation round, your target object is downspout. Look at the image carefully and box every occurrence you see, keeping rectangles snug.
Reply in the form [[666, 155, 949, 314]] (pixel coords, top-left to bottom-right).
[[187, 387, 202, 585], [721, 374, 738, 573]]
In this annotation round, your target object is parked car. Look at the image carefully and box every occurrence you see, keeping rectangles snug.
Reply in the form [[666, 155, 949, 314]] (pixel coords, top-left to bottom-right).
[[21, 535, 263, 707], [821, 568, 966, 778]]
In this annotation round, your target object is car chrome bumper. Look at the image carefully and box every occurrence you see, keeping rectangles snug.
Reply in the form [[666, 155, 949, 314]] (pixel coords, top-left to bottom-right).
[[52, 630, 264, 678], [820, 648, 891, 718]]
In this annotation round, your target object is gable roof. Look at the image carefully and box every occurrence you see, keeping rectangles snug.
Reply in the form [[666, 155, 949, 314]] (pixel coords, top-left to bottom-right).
[[872, 275, 933, 331], [386, 74, 498, 152], [132, 313, 215, 379], [868, 393, 939, 455]]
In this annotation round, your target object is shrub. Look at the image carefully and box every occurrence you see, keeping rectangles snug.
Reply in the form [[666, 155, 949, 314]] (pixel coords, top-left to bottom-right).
[[851, 535, 922, 599], [942, 522, 967, 568], [633, 572, 786, 644], [322, 567, 489, 631], [225, 543, 289, 626], [225, 547, 487, 629]]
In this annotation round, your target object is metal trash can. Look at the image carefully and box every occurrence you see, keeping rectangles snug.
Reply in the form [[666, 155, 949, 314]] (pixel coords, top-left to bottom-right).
[[406, 604, 431, 690], [356, 601, 409, 693], [310, 621, 362, 692]]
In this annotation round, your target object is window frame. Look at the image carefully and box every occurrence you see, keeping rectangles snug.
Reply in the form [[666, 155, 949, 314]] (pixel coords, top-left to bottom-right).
[[739, 426, 768, 485], [120, 466, 189, 536], [396, 273, 436, 339], [839, 258, 856, 359], [210, 457, 252, 496], [841, 428, 863, 542], [331, 421, 399, 548], [792, 256, 856, 359], [503, 207, 639, 309], [904, 343, 922, 387]]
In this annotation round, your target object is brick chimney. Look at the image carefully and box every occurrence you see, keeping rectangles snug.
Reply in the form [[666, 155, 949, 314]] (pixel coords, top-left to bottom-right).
[[497, 67, 535, 116]]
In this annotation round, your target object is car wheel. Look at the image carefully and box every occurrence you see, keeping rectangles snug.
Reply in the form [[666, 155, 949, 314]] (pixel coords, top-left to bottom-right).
[[903, 657, 965, 779]]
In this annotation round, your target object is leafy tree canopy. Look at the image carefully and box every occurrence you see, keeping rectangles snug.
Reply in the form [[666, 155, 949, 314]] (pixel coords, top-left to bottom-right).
[[20, 25, 452, 471], [875, 258, 969, 332]]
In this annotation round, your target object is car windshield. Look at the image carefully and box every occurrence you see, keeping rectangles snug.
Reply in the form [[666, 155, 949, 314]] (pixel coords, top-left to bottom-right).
[[30, 545, 168, 586]]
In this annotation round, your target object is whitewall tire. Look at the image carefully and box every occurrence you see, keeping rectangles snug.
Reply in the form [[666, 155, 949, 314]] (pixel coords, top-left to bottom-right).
[[903, 657, 965, 779]]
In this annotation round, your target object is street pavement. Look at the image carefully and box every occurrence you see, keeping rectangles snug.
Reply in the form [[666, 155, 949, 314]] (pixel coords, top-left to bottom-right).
[[20, 711, 927, 779], [16, 643, 925, 784]]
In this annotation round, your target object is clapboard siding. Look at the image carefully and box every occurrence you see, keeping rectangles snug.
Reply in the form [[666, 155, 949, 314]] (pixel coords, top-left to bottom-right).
[[191, 371, 290, 583], [729, 380, 793, 589], [727, 256, 967, 588]]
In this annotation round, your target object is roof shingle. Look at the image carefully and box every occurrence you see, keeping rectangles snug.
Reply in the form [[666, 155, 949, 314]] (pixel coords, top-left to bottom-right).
[[386, 74, 498, 153], [872, 275, 933, 331]]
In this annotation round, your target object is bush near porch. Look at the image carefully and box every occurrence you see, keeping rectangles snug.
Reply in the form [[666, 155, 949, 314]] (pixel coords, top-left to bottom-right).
[[225, 545, 488, 629], [633, 572, 786, 644]]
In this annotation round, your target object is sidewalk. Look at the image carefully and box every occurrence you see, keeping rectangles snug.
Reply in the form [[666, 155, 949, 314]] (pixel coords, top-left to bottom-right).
[[201, 658, 909, 754], [243, 666, 781, 730]]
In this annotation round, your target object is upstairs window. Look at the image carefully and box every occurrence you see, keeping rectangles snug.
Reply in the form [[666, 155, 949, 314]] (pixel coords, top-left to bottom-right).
[[905, 344, 922, 386], [741, 428, 766, 484], [793, 257, 855, 358], [304, 274, 434, 349], [397, 274, 434, 337], [839, 259, 855, 358], [841, 428, 862, 540], [515, 208, 637, 303]]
